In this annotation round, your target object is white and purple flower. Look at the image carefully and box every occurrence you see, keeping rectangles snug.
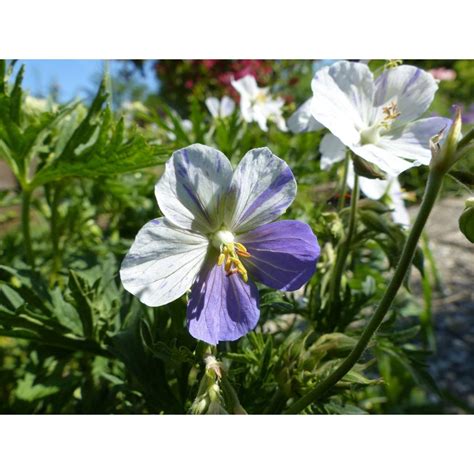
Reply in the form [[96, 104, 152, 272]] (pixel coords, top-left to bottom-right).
[[288, 99, 410, 226], [120, 144, 320, 345], [232, 75, 287, 132], [310, 61, 452, 176]]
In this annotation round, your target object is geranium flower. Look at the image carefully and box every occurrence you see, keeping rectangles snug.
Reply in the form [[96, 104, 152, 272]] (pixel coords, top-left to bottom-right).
[[231, 75, 287, 132], [205, 96, 235, 119], [310, 61, 451, 176], [288, 106, 409, 226], [120, 144, 320, 345]]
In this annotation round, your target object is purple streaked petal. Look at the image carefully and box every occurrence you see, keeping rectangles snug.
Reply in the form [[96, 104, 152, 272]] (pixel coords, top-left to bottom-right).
[[155, 144, 233, 233], [238, 220, 320, 291], [225, 148, 297, 233], [187, 260, 260, 344], [379, 117, 452, 165], [374, 65, 438, 124]]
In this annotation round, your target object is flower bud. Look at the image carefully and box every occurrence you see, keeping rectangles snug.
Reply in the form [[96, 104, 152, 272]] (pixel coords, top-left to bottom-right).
[[459, 197, 474, 244], [430, 108, 462, 173], [352, 154, 387, 180]]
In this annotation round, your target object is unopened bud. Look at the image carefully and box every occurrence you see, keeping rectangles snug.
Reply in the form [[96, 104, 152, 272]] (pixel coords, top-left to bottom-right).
[[459, 197, 474, 244], [352, 154, 387, 180], [431, 108, 462, 173]]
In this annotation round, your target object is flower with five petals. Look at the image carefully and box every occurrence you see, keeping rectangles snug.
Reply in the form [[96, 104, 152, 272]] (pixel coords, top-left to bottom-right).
[[120, 144, 320, 344]]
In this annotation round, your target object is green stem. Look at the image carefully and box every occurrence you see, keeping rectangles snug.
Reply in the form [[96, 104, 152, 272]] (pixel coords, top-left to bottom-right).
[[21, 188, 35, 269], [286, 170, 445, 414], [50, 184, 63, 282], [327, 172, 359, 319], [337, 152, 350, 211]]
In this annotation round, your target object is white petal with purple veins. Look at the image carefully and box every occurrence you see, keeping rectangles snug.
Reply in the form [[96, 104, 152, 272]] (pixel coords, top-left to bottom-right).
[[378, 117, 452, 165], [120, 218, 209, 307], [225, 148, 296, 233], [374, 65, 438, 124], [155, 144, 234, 233]]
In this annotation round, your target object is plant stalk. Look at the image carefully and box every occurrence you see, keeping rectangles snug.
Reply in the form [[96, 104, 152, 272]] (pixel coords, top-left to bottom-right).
[[21, 188, 35, 269], [286, 169, 445, 414], [327, 172, 359, 320], [337, 152, 350, 211]]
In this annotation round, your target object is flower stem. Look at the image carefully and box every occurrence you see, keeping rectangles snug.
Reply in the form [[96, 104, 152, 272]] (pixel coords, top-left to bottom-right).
[[327, 172, 359, 321], [50, 184, 63, 283], [337, 152, 350, 211], [286, 169, 445, 414], [21, 188, 35, 269]]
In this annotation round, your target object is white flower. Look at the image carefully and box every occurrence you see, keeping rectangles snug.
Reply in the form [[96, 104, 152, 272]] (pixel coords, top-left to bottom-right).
[[320, 133, 410, 226], [287, 99, 323, 133], [311, 61, 451, 176], [205, 96, 235, 119], [231, 75, 287, 132]]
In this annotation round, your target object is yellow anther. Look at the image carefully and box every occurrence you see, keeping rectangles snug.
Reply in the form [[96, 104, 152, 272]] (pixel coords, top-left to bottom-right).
[[235, 242, 251, 257], [235, 242, 247, 253], [382, 101, 400, 122], [217, 241, 251, 283]]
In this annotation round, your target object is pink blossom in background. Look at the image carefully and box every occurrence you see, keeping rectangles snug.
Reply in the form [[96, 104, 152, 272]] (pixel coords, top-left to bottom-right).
[[428, 67, 457, 81]]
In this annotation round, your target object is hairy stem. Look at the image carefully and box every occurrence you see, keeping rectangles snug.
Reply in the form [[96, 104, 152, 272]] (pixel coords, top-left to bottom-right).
[[286, 170, 445, 414]]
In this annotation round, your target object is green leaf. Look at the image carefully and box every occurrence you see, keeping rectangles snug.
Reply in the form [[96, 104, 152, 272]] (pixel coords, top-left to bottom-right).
[[67, 270, 95, 339]]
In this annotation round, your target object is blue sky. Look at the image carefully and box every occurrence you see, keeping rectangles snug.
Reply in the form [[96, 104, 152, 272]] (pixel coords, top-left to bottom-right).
[[13, 60, 157, 102]]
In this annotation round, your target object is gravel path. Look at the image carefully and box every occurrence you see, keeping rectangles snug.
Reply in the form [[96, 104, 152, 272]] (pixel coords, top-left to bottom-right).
[[411, 197, 474, 412]]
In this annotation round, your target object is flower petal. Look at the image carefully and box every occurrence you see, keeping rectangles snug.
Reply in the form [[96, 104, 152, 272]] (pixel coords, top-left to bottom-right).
[[347, 162, 389, 200], [238, 220, 320, 291], [374, 65, 438, 123], [225, 148, 296, 233], [311, 61, 375, 146], [287, 98, 323, 133], [320, 133, 346, 170], [231, 75, 259, 98], [120, 218, 209, 307], [205, 97, 220, 118], [155, 144, 234, 233], [187, 260, 260, 344], [350, 143, 415, 177], [378, 117, 452, 165], [220, 96, 235, 117], [387, 179, 410, 227]]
